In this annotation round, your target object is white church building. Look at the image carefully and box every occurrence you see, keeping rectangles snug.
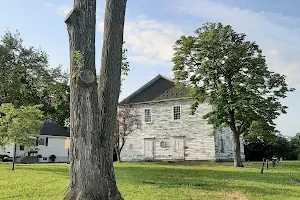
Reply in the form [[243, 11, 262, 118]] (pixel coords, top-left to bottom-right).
[[119, 74, 245, 161]]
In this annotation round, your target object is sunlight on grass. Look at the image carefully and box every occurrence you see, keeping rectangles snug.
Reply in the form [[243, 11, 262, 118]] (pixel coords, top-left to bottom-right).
[[1, 161, 300, 200]]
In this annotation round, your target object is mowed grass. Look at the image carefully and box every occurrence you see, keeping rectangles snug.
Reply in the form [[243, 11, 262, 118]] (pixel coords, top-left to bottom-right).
[[1, 161, 300, 200]]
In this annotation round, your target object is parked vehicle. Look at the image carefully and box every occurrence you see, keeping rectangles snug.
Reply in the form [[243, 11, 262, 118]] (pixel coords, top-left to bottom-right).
[[2, 156, 13, 162], [0, 154, 9, 160]]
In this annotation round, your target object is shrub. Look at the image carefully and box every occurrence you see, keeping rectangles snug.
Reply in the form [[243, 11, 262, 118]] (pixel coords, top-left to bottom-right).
[[49, 154, 56, 163], [27, 150, 38, 156]]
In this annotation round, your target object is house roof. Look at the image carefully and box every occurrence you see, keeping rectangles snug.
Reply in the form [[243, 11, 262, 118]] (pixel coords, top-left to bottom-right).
[[40, 122, 69, 137], [120, 74, 190, 104]]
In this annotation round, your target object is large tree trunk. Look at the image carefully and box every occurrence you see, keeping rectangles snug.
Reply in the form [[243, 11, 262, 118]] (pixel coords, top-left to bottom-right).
[[233, 132, 244, 167], [229, 111, 244, 167], [98, 0, 127, 183], [63, 0, 126, 199]]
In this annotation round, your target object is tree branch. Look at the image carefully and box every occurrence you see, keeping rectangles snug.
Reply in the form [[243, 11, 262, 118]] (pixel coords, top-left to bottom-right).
[[120, 137, 125, 152]]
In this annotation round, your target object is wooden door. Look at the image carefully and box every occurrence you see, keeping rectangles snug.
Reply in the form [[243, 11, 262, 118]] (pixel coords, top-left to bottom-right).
[[173, 137, 184, 160], [144, 138, 154, 160]]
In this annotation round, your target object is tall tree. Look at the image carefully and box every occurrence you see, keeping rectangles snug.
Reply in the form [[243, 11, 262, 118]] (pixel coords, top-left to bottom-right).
[[63, 0, 126, 199], [172, 22, 294, 167], [290, 133, 300, 160], [272, 134, 291, 159], [0, 103, 44, 170], [0, 31, 69, 127], [114, 104, 141, 162]]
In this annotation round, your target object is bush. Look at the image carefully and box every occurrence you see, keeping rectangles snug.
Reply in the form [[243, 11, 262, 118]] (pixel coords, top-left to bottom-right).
[[27, 150, 38, 156], [49, 154, 56, 163], [297, 153, 300, 160]]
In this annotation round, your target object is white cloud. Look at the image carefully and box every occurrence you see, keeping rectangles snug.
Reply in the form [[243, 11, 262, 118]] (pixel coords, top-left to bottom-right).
[[127, 55, 169, 66], [170, 0, 300, 89], [98, 16, 184, 66], [57, 6, 72, 17], [98, 21, 104, 32]]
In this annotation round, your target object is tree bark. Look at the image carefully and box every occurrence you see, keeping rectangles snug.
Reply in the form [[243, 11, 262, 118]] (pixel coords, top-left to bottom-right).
[[229, 109, 244, 167], [98, 0, 127, 184], [232, 132, 244, 167], [11, 144, 16, 171], [63, 0, 126, 199]]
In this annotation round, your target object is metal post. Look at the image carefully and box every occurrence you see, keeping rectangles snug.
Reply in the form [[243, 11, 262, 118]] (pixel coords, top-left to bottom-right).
[[260, 158, 265, 174], [67, 148, 70, 164], [11, 144, 16, 171]]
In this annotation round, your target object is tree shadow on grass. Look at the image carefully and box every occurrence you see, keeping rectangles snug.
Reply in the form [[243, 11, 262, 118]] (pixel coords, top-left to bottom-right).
[[15, 162, 300, 199], [18, 164, 69, 176], [116, 164, 297, 184], [115, 165, 300, 199]]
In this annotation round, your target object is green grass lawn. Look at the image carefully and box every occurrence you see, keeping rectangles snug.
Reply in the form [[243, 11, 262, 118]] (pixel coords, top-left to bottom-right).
[[1, 161, 300, 200]]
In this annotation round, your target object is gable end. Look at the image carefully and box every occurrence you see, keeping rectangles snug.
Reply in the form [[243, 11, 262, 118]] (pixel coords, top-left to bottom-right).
[[121, 74, 190, 104]]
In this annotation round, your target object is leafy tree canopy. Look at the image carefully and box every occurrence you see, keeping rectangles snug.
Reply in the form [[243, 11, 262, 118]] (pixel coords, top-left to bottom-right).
[[0, 103, 44, 147], [0, 31, 69, 126], [246, 121, 277, 144], [289, 133, 300, 160], [172, 22, 294, 166], [173, 22, 294, 134]]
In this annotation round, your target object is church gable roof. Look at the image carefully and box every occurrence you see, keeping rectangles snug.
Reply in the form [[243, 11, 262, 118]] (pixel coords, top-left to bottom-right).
[[121, 74, 190, 104]]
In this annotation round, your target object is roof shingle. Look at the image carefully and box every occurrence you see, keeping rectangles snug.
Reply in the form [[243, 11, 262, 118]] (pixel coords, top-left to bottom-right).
[[121, 74, 190, 104], [40, 122, 69, 137]]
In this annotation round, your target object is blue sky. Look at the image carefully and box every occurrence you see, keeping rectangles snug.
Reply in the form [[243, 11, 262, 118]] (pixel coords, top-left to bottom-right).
[[0, 0, 299, 136]]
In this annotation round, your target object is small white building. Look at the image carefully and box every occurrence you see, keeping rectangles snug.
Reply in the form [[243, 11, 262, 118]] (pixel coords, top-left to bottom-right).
[[120, 74, 245, 161], [0, 122, 69, 163]]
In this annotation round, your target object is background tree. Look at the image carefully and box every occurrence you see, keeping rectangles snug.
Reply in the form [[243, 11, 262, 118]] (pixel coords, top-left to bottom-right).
[[243, 121, 293, 161], [121, 41, 129, 80], [289, 133, 300, 160], [42, 80, 70, 126], [0, 31, 69, 127], [272, 134, 291, 159], [172, 22, 294, 167], [0, 103, 44, 170], [63, 0, 127, 199], [245, 133, 292, 161], [0, 31, 128, 129], [244, 121, 277, 161], [114, 103, 141, 162]]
